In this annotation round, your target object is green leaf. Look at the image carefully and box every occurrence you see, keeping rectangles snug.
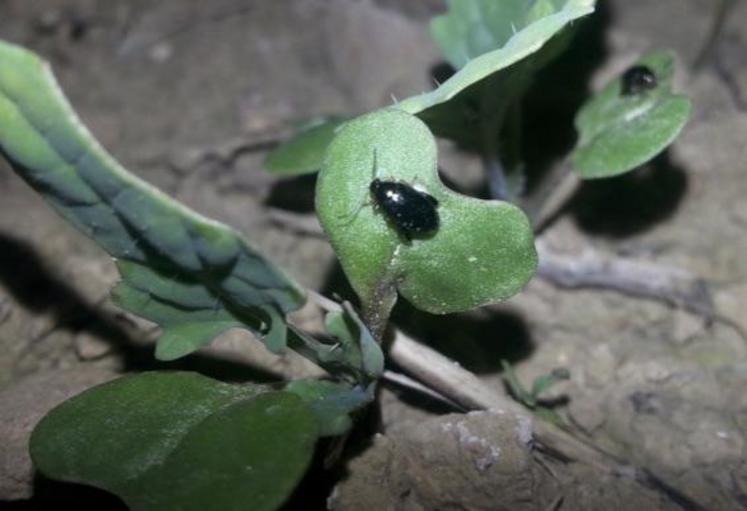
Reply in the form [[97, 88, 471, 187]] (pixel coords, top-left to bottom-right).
[[431, 0, 577, 70], [530, 367, 571, 397], [111, 260, 290, 360], [0, 40, 305, 360], [572, 51, 692, 179], [324, 302, 384, 382], [286, 379, 375, 436], [501, 359, 536, 407], [315, 109, 537, 315], [275, 303, 383, 385], [30, 372, 319, 511], [265, 117, 348, 176], [423, 0, 586, 155], [396, 0, 594, 115]]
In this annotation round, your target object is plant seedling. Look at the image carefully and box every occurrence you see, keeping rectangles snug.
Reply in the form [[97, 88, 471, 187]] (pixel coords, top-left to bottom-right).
[[0, 0, 697, 508], [501, 360, 571, 410]]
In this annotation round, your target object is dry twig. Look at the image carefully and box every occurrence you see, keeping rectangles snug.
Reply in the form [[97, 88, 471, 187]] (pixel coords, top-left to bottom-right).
[[536, 240, 714, 317]]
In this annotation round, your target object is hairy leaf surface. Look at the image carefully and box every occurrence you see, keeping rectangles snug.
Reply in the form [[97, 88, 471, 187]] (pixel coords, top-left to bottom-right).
[[30, 372, 318, 511], [316, 109, 537, 315]]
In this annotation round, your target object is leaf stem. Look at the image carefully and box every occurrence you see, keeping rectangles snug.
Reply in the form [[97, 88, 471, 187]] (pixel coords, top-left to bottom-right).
[[479, 72, 528, 202], [521, 159, 580, 233], [361, 283, 397, 343], [483, 155, 510, 201], [479, 76, 512, 201]]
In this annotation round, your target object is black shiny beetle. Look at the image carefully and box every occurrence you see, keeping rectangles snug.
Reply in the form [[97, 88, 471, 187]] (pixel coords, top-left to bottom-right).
[[621, 65, 657, 96], [366, 149, 440, 241]]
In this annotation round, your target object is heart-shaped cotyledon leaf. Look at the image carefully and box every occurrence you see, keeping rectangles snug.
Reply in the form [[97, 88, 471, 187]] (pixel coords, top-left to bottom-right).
[[315, 109, 537, 319], [572, 51, 692, 178]]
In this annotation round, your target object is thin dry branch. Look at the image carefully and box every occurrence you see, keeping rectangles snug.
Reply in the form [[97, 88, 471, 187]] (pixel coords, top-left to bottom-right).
[[536, 240, 715, 317]]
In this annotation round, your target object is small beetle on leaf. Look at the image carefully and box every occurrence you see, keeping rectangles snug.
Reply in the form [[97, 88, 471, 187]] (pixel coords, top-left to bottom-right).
[[368, 149, 440, 241], [345, 149, 440, 241], [621, 65, 657, 96]]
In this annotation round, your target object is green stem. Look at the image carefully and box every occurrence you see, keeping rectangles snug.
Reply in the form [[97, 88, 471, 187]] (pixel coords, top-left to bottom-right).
[[521, 159, 579, 233], [479, 77, 512, 201], [362, 282, 398, 343], [480, 71, 530, 202]]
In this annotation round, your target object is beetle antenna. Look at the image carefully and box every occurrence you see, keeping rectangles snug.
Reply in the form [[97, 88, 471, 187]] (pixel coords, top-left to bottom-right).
[[372, 147, 379, 181]]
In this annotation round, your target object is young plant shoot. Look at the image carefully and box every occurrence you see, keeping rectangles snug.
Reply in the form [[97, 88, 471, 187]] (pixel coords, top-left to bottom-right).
[[0, 0, 695, 508]]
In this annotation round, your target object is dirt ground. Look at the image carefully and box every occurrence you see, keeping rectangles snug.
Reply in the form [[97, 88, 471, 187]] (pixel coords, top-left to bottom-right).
[[1, 0, 746, 509]]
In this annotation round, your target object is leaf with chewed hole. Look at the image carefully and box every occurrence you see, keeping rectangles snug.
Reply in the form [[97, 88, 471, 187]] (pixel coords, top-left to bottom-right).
[[316, 109, 537, 319], [572, 51, 692, 179]]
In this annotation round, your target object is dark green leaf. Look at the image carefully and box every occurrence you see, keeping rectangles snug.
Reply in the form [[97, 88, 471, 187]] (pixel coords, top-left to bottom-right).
[[30, 372, 318, 511], [265, 117, 348, 176], [0, 40, 305, 360], [572, 51, 692, 179], [315, 109, 537, 315]]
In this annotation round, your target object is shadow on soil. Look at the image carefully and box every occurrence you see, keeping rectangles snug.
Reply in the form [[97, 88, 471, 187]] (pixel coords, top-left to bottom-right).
[[0, 233, 279, 384], [392, 300, 534, 375], [569, 151, 689, 237], [522, 1, 611, 194], [264, 173, 318, 213], [322, 260, 534, 377], [1, 478, 127, 511]]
